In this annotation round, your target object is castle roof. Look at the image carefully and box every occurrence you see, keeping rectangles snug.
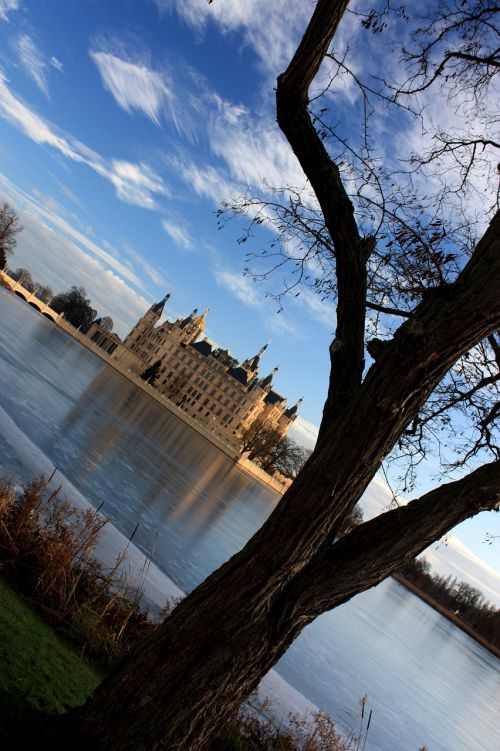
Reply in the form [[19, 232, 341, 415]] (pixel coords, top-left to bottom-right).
[[151, 292, 171, 315], [284, 397, 303, 418], [190, 339, 213, 357], [265, 390, 285, 405], [228, 366, 250, 386], [261, 366, 279, 389], [179, 308, 199, 328]]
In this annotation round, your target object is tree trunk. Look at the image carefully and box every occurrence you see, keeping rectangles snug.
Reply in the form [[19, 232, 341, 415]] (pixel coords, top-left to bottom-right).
[[76, 460, 499, 751]]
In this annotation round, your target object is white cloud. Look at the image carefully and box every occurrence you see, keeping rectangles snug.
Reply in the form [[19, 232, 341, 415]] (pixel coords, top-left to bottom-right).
[[209, 107, 307, 192], [90, 50, 171, 126], [107, 159, 167, 210], [173, 157, 240, 204], [124, 245, 167, 287], [214, 268, 261, 308], [161, 218, 193, 250], [0, 0, 18, 22], [0, 73, 167, 209], [0, 172, 144, 290], [293, 288, 336, 329], [288, 415, 318, 450], [0, 70, 83, 159], [50, 56, 63, 72], [15, 34, 50, 96], [155, 0, 311, 76]]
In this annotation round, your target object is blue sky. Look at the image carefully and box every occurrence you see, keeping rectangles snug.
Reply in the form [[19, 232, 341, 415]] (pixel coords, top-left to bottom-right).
[[0, 0, 498, 601]]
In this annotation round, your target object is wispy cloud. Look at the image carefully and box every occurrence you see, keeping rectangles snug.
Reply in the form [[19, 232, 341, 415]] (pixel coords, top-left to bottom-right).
[[0, 172, 144, 289], [293, 288, 336, 329], [50, 56, 63, 72], [124, 244, 167, 287], [208, 100, 306, 192], [0, 0, 19, 22], [214, 266, 301, 339], [107, 159, 167, 209], [155, 0, 311, 77], [288, 415, 318, 450], [15, 34, 50, 96], [89, 48, 196, 138], [0, 73, 167, 209], [90, 50, 171, 126], [0, 180, 152, 335], [172, 157, 241, 205], [214, 268, 261, 308], [161, 218, 193, 250]]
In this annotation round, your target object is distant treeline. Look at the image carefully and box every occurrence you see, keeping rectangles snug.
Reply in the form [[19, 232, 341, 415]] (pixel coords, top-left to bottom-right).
[[399, 557, 500, 649]]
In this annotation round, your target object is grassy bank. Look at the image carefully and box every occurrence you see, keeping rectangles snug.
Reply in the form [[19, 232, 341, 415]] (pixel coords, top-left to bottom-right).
[[0, 577, 101, 721]]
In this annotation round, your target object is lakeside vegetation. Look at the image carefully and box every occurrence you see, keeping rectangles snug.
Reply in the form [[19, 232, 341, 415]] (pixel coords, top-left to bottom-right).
[[396, 558, 500, 656], [0, 478, 372, 750]]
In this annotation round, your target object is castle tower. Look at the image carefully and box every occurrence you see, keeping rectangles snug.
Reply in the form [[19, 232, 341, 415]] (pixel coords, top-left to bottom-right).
[[282, 396, 303, 423], [179, 307, 209, 345], [124, 292, 171, 346], [260, 366, 279, 391], [241, 342, 269, 373]]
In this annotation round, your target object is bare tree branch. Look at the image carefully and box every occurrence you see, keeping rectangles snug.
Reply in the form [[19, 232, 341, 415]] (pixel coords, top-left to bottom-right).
[[276, 0, 368, 429], [285, 459, 500, 620]]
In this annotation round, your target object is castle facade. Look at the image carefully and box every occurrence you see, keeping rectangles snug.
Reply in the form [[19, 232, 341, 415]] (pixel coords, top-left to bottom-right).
[[87, 293, 301, 450]]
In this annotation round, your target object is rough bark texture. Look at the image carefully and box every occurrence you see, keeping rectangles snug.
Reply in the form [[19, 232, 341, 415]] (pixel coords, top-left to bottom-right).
[[75, 1, 500, 749]]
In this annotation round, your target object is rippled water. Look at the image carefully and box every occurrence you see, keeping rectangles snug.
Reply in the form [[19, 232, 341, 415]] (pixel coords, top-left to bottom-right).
[[1, 290, 498, 751]]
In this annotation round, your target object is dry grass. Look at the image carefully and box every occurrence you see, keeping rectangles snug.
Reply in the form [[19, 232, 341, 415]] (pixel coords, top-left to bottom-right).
[[214, 696, 372, 751], [0, 477, 158, 663]]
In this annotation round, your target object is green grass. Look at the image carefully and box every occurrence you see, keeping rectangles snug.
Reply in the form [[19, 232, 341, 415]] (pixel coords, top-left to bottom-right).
[[0, 577, 102, 722]]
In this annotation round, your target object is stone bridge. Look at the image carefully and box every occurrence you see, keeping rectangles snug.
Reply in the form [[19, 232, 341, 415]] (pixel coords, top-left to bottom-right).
[[0, 271, 61, 322]]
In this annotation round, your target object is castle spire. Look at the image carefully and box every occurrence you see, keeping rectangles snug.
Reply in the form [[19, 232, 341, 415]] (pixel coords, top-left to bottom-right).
[[284, 396, 303, 419], [260, 366, 279, 389], [241, 341, 269, 372], [150, 292, 171, 315]]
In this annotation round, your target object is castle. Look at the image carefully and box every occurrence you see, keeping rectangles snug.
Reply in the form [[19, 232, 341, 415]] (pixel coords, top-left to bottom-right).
[[87, 293, 301, 450]]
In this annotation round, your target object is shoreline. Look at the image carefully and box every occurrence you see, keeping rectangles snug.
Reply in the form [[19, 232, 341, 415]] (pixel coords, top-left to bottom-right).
[[0, 280, 289, 496], [393, 574, 500, 659]]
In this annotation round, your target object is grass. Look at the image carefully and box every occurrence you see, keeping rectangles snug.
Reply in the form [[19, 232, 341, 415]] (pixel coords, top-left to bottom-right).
[[0, 577, 101, 722]]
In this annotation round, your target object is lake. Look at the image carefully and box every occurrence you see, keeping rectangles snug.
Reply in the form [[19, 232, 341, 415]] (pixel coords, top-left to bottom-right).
[[0, 289, 498, 750]]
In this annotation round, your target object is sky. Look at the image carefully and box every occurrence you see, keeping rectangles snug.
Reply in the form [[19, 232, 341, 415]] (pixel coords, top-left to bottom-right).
[[0, 0, 498, 603]]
